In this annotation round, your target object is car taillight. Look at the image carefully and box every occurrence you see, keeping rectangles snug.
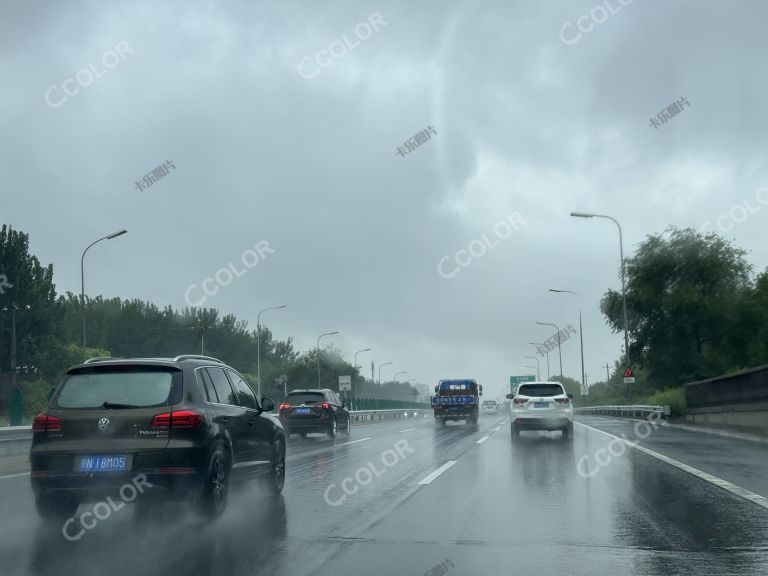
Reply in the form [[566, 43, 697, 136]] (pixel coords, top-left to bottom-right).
[[513, 397, 527, 405], [320, 402, 331, 410], [279, 402, 291, 411], [555, 397, 570, 404], [32, 414, 61, 432], [151, 410, 202, 429]]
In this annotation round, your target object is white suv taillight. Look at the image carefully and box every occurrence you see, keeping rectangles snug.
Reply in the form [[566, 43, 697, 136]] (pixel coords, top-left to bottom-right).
[[554, 397, 570, 405], [513, 397, 527, 405]]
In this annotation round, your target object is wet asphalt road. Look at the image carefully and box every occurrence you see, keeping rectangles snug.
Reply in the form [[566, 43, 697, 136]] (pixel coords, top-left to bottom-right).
[[3, 415, 768, 576]]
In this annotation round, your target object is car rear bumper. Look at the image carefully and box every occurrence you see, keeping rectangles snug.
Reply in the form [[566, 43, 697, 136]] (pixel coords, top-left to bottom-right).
[[280, 416, 333, 433], [513, 414, 572, 430], [30, 446, 208, 500]]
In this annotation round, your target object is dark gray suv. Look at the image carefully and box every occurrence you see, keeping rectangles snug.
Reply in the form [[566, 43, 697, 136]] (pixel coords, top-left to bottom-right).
[[30, 355, 286, 520]]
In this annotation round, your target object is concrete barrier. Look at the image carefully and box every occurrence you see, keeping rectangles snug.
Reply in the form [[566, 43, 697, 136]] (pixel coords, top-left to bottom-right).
[[685, 364, 768, 431]]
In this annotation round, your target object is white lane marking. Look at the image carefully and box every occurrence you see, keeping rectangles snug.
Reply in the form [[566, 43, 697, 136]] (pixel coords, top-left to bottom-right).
[[475, 435, 490, 445], [417, 460, 457, 485], [0, 472, 30, 480], [492, 426, 501, 433], [399, 428, 416, 433], [335, 437, 372, 447], [576, 422, 768, 511]]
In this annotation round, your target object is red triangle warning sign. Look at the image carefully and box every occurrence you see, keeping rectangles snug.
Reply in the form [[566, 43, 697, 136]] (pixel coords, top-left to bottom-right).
[[623, 367, 635, 378]]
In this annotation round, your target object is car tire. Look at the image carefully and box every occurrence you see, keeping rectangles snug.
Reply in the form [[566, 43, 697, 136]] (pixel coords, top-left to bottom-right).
[[194, 444, 230, 519], [35, 491, 80, 520], [511, 423, 520, 440], [327, 418, 337, 439], [258, 437, 286, 494], [563, 422, 574, 440], [440, 418, 447, 427]]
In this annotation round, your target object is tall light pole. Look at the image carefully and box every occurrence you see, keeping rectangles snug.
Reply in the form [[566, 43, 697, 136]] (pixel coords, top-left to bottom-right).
[[378, 361, 393, 385], [394, 371, 407, 383], [523, 356, 540, 381], [536, 322, 563, 378], [570, 212, 630, 366], [353, 347, 372, 408], [316, 331, 339, 388], [81, 229, 127, 360], [529, 341, 550, 380], [524, 364, 538, 377], [549, 289, 586, 396], [257, 305, 287, 399], [1, 304, 31, 389]]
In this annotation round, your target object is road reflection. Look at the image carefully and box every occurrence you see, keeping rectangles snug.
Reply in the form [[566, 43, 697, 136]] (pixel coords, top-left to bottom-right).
[[29, 491, 288, 576]]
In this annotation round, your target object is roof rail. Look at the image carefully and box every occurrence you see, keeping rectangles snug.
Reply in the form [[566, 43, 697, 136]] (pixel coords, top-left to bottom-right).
[[83, 357, 121, 364], [173, 355, 225, 364]]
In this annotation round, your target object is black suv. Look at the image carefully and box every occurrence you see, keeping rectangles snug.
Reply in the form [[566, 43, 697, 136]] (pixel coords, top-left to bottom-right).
[[30, 355, 286, 520], [278, 389, 351, 438]]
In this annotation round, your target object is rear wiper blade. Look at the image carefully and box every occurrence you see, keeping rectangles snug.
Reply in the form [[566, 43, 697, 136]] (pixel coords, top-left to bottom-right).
[[102, 401, 140, 409]]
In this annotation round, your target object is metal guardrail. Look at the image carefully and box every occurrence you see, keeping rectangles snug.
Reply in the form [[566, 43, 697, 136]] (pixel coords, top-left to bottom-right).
[[350, 409, 431, 424], [0, 410, 432, 440], [575, 405, 670, 418]]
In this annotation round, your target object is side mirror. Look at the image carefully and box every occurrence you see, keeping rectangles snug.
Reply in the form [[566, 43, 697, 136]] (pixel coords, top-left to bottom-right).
[[261, 397, 275, 412], [434, 386, 438, 394], [505, 393, 514, 400], [567, 394, 574, 399]]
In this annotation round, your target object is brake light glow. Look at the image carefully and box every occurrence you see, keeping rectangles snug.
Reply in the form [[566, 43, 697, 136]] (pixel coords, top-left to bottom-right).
[[279, 402, 291, 411], [32, 414, 62, 432], [320, 402, 331, 410], [151, 410, 202, 429]]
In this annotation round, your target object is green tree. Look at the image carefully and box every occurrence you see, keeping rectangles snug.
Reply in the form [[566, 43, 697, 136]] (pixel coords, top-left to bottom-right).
[[601, 227, 753, 389], [0, 225, 62, 380]]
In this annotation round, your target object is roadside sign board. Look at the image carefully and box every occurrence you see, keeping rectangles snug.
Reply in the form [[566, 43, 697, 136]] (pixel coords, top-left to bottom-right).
[[623, 367, 636, 384], [580, 384, 589, 396], [339, 375, 352, 391], [510, 375, 536, 394]]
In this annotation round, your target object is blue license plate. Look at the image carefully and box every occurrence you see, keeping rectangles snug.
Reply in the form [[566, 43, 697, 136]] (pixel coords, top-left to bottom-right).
[[78, 455, 129, 473], [294, 407, 311, 414], [533, 402, 550, 409]]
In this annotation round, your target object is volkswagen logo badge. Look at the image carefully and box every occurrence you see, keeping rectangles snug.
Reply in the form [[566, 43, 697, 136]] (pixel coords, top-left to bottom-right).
[[97, 417, 110, 432]]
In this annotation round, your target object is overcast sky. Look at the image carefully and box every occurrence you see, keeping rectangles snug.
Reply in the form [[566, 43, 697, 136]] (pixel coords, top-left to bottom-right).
[[2, 0, 767, 400]]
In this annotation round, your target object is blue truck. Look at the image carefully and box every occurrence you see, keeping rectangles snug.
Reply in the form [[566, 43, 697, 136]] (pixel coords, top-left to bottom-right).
[[431, 379, 482, 426]]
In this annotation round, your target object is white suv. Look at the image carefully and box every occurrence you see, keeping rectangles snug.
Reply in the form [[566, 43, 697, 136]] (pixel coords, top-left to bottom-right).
[[481, 400, 498, 414], [507, 382, 574, 440]]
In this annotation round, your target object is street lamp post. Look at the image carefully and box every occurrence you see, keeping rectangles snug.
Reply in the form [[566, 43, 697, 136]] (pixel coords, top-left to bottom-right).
[[1, 304, 31, 389], [378, 361, 393, 385], [353, 347, 372, 409], [316, 331, 339, 388], [529, 341, 550, 380], [536, 322, 563, 378], [524, 364, 538, 377], [523, 356, 540, 381], [549, 289, 586, 395], [81, 229, 127, 360], [570, 212, 630, 366], [394, 371, 406, 383], [257, 305, 287, 399]]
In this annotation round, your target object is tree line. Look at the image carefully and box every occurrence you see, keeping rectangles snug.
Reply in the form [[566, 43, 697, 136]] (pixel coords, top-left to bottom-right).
[[0, 225, 423, 419]]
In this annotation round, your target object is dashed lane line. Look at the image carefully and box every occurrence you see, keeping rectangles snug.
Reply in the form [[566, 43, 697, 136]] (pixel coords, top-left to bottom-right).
[[417, 461, 457, 485], [0, 472, 30, 480], [334, 437, 372, 447], [475, 435, 490, 445]]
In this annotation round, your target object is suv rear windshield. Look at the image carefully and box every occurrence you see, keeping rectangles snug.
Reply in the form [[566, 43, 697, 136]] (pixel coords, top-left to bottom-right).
[[286, 392, 325, 404], [56, 366, 182, 409], [517, 384, 565, 397]]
